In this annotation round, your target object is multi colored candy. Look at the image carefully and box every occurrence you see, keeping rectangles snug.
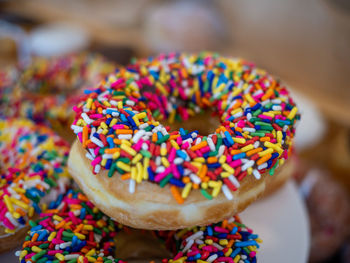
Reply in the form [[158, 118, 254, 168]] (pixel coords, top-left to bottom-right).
[[1, 53, 115, 128], [17, 189, 261, 263], [71, 52, 300, 203], [0, 118, 70, 234]]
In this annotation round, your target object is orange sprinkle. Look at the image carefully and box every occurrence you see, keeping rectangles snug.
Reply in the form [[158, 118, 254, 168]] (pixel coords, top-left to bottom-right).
[[230, 149, 242, 155], [70, 204, 83, 210], [116, 129, 133, 134], [44, 209, 59, 214], [193, 183, 199, 189], [152, 133, 157, 143], [199, 164, 208, 178], [104, 148, 120, 154], [78, 193, 89, 202], [191, 141, 207, 151], [15, 207, 26, 217], [170, 186, 184, 204], [121, 173, 131, 180], [31, 233, 39, 242], [227, 239, 235, 248], [182, 177, 190, 184], [74, 224, 83, 233], [170, 134, 180, 140], [207, 157, 218, 164], [260, 137, 271, 142], [83, 126, 88, 146], [22, 240, 31, 248], [113, 139, 122, 145], [55, 220, 66, 230], [262, 88, 274, 100], [246, 147, 263, 157], [13, 172, 25, 183], [257, 153, 272, 166]]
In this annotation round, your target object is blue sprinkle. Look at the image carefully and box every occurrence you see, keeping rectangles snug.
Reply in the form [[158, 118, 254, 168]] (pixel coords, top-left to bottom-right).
[[224, 131, 234, 146], [233, 152, 246, 160], [147, 167, 155, 181], [169, 178, 185, 187], [235, 240, 258, 247], [207, 226, 213, 236], [176, 150, 187, 160]]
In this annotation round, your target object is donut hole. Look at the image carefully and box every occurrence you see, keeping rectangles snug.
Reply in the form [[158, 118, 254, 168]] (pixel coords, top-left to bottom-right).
[[162, 108, 221, 136], [114, 229, 171, 262]]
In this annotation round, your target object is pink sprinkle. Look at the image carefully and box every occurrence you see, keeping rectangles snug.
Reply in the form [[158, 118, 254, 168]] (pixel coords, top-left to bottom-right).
[[258, 114, 273, 120], [168, 148, 176, 162], [91, 156, 102, 166], [214, 226, 229, 233], [230, 160, 242, 168], [154, 167, 171, 182]]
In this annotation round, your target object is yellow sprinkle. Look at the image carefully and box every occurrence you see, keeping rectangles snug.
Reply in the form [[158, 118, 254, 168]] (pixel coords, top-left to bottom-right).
[[161, 157, 170, 167], [132, 153, 142, 164], [132, 115, 140, 126], [100, 122, 108, 129], [170, 140, 180, 150], [86, 248, 96, 257], [277, 130, 283, 144], [225, 248, 233, 257], [230, 108, 242, 116], [136, 162, 143, 183], [258, 148, 273, 157], [241, 144, 254, 152], [168, 110, 176, 124], [136, 112, 147, 119], [117, 161, 131, 172], [279, 158, 285, 165], [120, 144, 137, 156], [205, 239, 213, 245], [220, 172, 230, 178], [222, 163, 234, 174], [86, 255, 97, 262], [112, 151, 120, 159], [245, 93, 255, 105], [212, 183, 222, 197], [19, 250, 27, 260], [86, 98, 93, 109], [264, 141, 283, 155], [143, 158, 150, 180], [233, 137, 246, 144], [109, 118, 118, 127], [191, 161, 202, 169], [194, 157, 205, 163], [214, 83, 226, 94], [287, 107, 298, 119], [13, 212, 21, 219], [83, 225, 94, 231], [247, 167, 253, 175], [31, 246, 42, 253], [4, 195, 14, 213], [219, 239, 228, 246], [48, 232, 56, 241], [197, 260, 209, 263], [13, 187, 25, 193], [131, 166, 137, 180], [117, 101, 123, 109], [219, 155, 227, 164], [101, 158, 107, 167], [28, 206, 34, 217], [160, 147, 167, 156], [181, 183, 192, 199], [102, 101, 111, 107], [234, 254, 240, 263], [201, 182, 208, 189]]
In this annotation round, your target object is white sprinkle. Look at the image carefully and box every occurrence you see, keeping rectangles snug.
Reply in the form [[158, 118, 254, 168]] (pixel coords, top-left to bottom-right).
[[81, 113, 93, 124], [253, 141, 260, 148], [139, 123, 149, 129], [94, 165, 101, 174], [232, 111, 243, 118], [195, 137, 201, 145], [141, 143, 149, 150], [125, 100, 135, 106], [207, 254, 218, 263], [60, 242, 72, 249], [207, 137, 216, 152], [217, 145, 225, 157], [132, 130, 146, 143], [156, 166, 165, 173], [85, 152, 94, 160], [5, 212, 19, 227], [222, 185, 233, 200], [212, 242, 224, 250], [272, 105, 282, 111], [247, 112, 252, 121], [258, 163, 268, 170], [182, 239, 194, 253], [110, 100, 118, 106], [71, 125, 83, 133], [242, 160, 254, 171], [118, 134, 132, 140], [102, 154, 113, 159], [174, 158, 184, 164], [228, 175, 240, 188], [190, 174, 201, 185], [186, 231, 203, 242], [91, 137, 104, 148], [253, 169, 261, 179], [129, 179, 135, 193], [243, 127, 256, 133]]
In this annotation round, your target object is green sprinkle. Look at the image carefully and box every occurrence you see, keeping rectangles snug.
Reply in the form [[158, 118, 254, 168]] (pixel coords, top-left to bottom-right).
[[159, 174, 173, 187], [31, 249, 47, 261], [140, 150, 151, 158], [200, 189, 213, 200]]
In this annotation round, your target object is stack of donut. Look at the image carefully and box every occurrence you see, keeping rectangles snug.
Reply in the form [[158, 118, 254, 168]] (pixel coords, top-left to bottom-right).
[[0, 52, 300, 262]]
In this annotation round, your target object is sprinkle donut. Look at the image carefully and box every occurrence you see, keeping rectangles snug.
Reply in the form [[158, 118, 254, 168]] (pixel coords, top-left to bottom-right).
[[0, 118, 70, 252], [17, 189, 261, 263], [69, 52, 300, 229], [2, 53, 114, 133]]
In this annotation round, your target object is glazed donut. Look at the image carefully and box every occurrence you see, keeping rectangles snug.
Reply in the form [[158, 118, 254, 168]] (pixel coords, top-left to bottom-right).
[[69, 52, 300, 229], [17, 189, 261, 263], [2, 53, 114, 135], [0, 118, 70, 253]]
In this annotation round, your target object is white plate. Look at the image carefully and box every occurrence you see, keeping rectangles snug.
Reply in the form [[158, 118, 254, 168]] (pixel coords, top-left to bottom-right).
[[241, 180, 310, 263], [1, 180, 310, 263]]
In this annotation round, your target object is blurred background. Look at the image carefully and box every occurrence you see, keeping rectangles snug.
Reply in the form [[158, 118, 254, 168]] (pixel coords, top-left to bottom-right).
[[0, 0, 349, 262]]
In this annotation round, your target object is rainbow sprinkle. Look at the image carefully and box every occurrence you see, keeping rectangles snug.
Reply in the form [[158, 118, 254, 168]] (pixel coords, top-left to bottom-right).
[[17, 189, 261, 263], [71, 52, 300, 203], [0, 118, 70, 234], [1, 53, 115, 128]]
